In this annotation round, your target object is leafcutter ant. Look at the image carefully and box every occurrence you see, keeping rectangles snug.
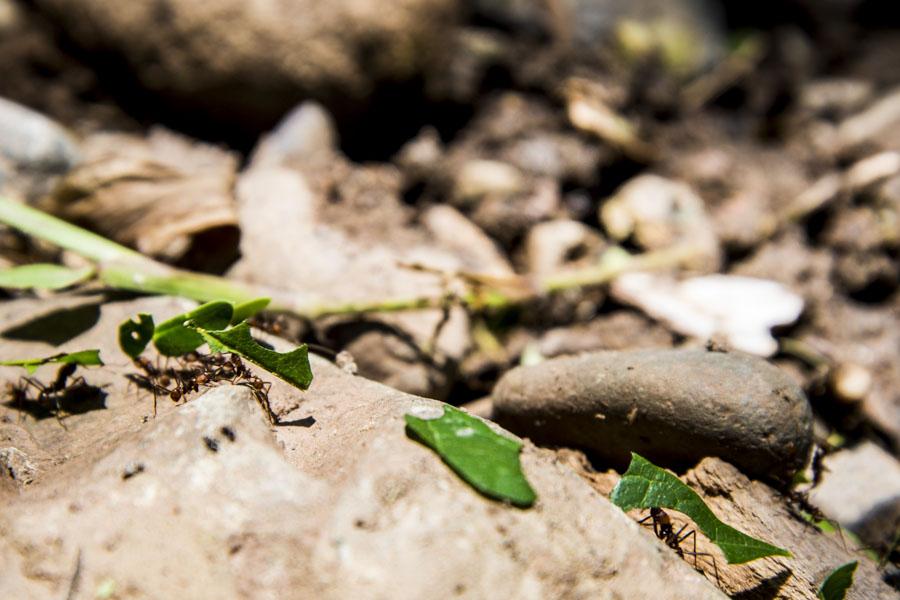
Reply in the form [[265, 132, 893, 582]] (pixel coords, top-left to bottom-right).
[[637, 508, 720, 585], [11, 362, 92, 428]]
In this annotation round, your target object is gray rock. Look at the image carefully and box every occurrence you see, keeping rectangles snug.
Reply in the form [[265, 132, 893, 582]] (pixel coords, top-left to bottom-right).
[[808, 442, 900, 550], [492, 349, 813, 483], [0, 96, 79, 172], [250, 101, 337, 168]]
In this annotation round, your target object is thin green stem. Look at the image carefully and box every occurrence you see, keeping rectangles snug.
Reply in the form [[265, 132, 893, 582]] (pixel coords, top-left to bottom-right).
[[1, 196, 701, 318], [0, 197, 146, 264]]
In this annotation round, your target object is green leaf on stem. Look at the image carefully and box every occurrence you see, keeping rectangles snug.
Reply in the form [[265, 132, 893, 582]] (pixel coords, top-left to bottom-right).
[[611, 453, 790, 563], [1, 349, 103, 374], [404, 405, 536, 507], [0, 264, 94, 290], [153, 301, 234, 356]]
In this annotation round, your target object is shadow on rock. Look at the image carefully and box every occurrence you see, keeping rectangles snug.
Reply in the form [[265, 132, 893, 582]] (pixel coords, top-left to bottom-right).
[[1, 302, 101, 345], [3, 383, 107, 420]]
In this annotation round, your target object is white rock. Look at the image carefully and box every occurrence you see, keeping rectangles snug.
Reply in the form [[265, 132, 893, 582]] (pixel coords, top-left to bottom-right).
[[612, 273, 804, 355]]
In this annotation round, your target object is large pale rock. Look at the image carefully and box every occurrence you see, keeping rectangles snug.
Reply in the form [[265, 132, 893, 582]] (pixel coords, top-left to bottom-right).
[[0, 295, 727, 600], [32, 0, 461, 124], [492, 348, 814, 483]]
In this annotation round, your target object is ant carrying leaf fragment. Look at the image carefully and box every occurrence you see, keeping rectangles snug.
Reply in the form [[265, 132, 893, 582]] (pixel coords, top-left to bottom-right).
[[611, 453, 790, 564], [118, 299, 310, 424], [2, 350, 105, 427]]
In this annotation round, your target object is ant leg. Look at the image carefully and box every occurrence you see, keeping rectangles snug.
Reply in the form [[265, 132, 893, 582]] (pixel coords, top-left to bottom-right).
[[637, 513, 654, 526], [676, 527, 698, 568], [683, 550, 719, 587]]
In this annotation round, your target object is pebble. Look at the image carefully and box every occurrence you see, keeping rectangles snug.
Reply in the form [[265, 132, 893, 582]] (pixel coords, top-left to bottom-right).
[[0, 96, 79, 172], [808, 442, 900, 550], [492, 348, 813, 483]]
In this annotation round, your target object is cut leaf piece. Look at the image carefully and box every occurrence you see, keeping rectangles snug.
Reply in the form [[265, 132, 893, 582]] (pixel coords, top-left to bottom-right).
[[0, 264, 94, 290], [153, 301, 234, 356], [231, 297, 270, 324], [611, 453, 790, 563], [817, 561, 857, 600], [118, 313, 155, 358], [404, 405, 536, 507], [1, 349, 103, 374], [193, 322, 312, 390]]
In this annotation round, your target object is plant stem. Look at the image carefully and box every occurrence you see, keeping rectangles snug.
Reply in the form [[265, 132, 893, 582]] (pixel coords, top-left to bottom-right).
[[1, 196, 701, 318], [0, 196, 146, 263]]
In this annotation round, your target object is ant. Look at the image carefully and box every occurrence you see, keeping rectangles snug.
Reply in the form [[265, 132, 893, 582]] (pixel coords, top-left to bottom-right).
[[637, 508, 720, 585], [128, 356, 179, 416], [11, 363, 89, 428], [128, 352, 276, 425]]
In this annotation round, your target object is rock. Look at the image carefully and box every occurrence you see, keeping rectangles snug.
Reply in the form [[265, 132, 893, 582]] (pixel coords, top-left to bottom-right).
[[524, 219, 604, 278], [808, 442, 900, 551], [230, 164, 473, 398], [0, 386, 327, 599], [683, 457, 895, 599], [599, 174, 720, 271], [0, 296, 727, 600], [834, 86, 900, 155], [45, 127, 239, 270], [0, 446, 36, 486], [0, 96, 79, 172], [797, 78, 874, 117], [492, 348, 813, 483], [610, 273, 805, 356], [452, 159, 526, 207], [421, 205, 515, 278], [250, 101, 337, 168], [31, 0, 461, 125]]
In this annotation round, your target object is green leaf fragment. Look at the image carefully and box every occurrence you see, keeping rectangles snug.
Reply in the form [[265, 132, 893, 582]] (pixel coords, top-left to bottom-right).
[[611, 453, 790, 563], [118, 313, 155, 359], [193, 322, 312, 390], [231, 298, 270, 324], [0, 264, 94, 290], [1, 349, 103, 374], [404, 405, 536, 507], [153, 301, 234, 356], [818, 561, 857, 600]]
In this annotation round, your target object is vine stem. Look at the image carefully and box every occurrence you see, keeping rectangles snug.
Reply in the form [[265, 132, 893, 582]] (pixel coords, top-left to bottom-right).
[[1, 196, 700, 317]]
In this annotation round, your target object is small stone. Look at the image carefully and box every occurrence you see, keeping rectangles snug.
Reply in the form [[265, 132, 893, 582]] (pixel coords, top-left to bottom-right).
[[599, 174, 720, 271], [453, 159, 525, 206], [0, 447, 36, 485], [0, 96, 79, 172], [250, 101, 337, 168], [492, 348, 813, 482], [827, 362, 872, 404], [524, 219, 604, 278], [808, 442, 900, 550]]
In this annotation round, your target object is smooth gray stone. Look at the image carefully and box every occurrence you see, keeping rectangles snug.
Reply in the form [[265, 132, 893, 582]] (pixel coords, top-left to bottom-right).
[[492, 348, 813, 483], [0, 96, 79, 172]]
